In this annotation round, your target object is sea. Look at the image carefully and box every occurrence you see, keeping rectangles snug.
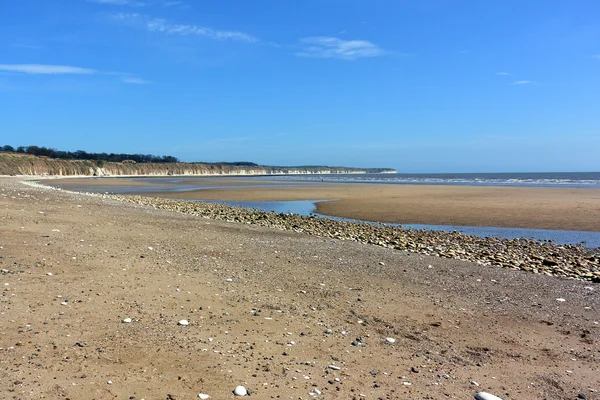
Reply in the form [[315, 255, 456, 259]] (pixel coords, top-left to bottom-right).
[[51, 172, 600, 249], [250, 171, 600, 188]]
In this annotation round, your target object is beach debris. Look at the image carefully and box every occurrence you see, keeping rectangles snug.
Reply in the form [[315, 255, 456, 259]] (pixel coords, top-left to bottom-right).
[[471, 380, 480, 386], [177, 319, 189, 326], [198, 394, 210, 399], [310, 388, 322, 395], [385, 337, 396, 344], [328, 365, 341, 370], [233, 385, 247, 396], [46, 272, 53, 276], [226, 278, 234, 282], [122, 318, 133, 323], [474, 392, 504, 400], [556, 298, 566, 302]]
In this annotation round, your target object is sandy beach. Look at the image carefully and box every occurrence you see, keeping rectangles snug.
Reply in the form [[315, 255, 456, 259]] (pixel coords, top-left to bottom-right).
[[1, 176, 598, 399], [51, 177, 600, 232]]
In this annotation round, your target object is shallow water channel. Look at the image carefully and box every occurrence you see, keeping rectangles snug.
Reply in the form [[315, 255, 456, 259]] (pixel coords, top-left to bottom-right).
[[193, 199, 600, 249]]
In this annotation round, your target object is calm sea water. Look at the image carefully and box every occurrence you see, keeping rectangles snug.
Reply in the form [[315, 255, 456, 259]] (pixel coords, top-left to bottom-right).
[[253, 171, 600, 188]]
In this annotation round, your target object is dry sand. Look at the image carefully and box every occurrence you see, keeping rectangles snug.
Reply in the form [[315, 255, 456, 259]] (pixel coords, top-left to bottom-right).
[[1, 177, 599, 400]]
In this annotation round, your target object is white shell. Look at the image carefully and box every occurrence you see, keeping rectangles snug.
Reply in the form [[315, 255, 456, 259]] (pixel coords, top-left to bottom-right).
[[178, 319, 189, 326], [122, 318, 132, 323], [198, 394, 210, 399], [474, 392, 504, 400], [233, 386, 247, 396], [385, 337, 396, 343]]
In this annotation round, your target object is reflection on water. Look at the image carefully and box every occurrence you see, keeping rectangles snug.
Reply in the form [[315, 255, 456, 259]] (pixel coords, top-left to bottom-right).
[[195, 199, 600, 249]]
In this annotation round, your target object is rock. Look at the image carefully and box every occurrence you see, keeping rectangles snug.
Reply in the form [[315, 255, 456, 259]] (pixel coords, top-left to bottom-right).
[[233, 386, 247, 396], [578, 394, 587, 399], [542, 258, 559, 266], [474, 392, 503, 400], [178, 319, 189, 326]]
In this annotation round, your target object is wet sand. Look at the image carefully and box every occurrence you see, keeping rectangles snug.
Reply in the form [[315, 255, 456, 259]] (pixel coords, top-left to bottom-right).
[[1, 177, 598, 399], [129, 184, 600, 232]]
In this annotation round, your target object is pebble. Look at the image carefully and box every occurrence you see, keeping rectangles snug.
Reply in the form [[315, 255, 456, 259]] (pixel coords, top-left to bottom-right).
[[233, 386, 247, 396], [474, 392, 503, 400], [177, 319, 189, 326], [198, 394, 210, 399]]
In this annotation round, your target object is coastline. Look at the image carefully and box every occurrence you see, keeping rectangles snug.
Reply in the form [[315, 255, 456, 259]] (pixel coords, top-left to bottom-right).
[[48, 177, 600, 232], [1, 176, 598, 400], [34, 178, 600, 281]]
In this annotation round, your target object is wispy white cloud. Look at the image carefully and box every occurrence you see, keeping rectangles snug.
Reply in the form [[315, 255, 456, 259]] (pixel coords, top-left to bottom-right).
[[591, 54, 600, 60], [112, 13, 258, 43], [0, 64, 96, 75], [0, 63, 150, 85], [296, 37, 385, 60], [122, 76, 151, 84], [511, 80, 533, 85], [495, 72, 510, 76]]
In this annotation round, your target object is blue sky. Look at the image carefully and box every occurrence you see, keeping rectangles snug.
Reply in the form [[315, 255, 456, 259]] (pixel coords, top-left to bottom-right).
[[1, 0, 599, 172]]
